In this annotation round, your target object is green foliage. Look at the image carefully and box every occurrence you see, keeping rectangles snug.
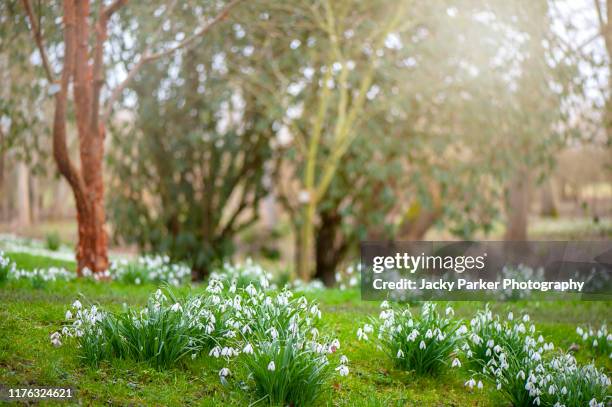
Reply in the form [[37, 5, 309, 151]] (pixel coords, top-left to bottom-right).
[[45, 232, 61, 251], [108, 22, 274, 275], [360, 302, 465, 375], [240, 336, 334, 407]]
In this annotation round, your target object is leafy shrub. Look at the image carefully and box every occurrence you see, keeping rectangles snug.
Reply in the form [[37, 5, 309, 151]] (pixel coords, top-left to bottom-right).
[[45, 232, 61, 251], [359, 302, 465, 375]]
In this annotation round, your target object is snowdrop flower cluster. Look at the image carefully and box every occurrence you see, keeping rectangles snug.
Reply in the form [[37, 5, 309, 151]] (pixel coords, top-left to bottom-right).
[[358, 302, 465, 375], [290, 278, 326, 292], [576, 325, 611, 358], [464, 307, 610, 407], [209, 258, 274, 290], [0, 250, 16, 281], [1, 251, 74, 285], [530, 353, 610, 407], [0, 234, 75, 262], [10, 266, 75, 283], [334, 263, 361, 291], [51, 271, 348, 404], [108, 255, 191, 286], [497, 264, 544, 300]]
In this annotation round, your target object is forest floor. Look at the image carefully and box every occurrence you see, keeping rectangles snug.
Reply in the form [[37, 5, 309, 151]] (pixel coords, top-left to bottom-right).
[[0, 252, 610, 406]]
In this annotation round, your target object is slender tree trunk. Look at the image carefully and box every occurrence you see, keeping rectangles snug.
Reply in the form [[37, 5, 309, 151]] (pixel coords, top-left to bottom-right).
[[539, 179, 557, 217], [504, 170, 530, 241], [398, 207, 439, 240], [314, 208, 347, 287], [16, 161, 31, 228], [0, 128, 5, 222], [298, 199, 316, 280]]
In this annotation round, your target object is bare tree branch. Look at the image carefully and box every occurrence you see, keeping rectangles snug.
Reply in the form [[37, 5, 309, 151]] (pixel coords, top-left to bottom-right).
[[21, 0, 54, 82], [102, 0, 244, 121]]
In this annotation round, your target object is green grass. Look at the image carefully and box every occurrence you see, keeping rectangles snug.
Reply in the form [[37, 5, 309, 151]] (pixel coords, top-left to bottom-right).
[[0, 252, 610, 406]]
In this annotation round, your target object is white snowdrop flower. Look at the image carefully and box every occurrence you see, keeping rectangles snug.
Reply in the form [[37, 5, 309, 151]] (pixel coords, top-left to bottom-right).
[[532, 352, 541, 361], [268, 327, 278, 340], [243, 343, 254, 354], [310, 328, 319, 339], [452, 358, 461, 368], [445, 306, 454, 316], [593, 339, 598, 347], [487, 339, 494, 348], [497, 382, 502, 390], [576, 327, 584, 336], [477, 381, 483, 390], [589, 398, 602, 407], [465, 378, 476, 389], [134, 277, 141, 285], [517, 370, 525, 380], [336, 364, 349, 376], [523, 314, 530, 322], [425, 329, 433, 339], [419, 341, 426, 350], [50, 332, 62, 347], [65, 310, 73, 320], [219, 367, 231, 377], [245, 284, 257, 297], [340, 355, 349, 364], [170, 303, 182, 312], [561, 386, 567, 395], [534, 397, 540, 406], [330, 339, 340, 352], [583, 333, 589, 341], [267, 361, 276, 371], [507, 312, 513, 321], [209, 346, 221, 358], [397, 349, 404, 358], [357, 328, 367, 341], [457, 325, 468, 335], [72, 300, 82, 309], [363, 324, 373, 334], [380, 300, 390, 309], [191, 353, 197, 360]]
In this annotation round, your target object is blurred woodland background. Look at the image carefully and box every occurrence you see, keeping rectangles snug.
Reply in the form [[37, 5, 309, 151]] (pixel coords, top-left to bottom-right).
[[0, 0, 611, 284]]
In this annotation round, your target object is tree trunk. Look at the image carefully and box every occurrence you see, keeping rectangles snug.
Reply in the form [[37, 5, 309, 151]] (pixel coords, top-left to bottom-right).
[[539, 179, 557, 217], [15, 161, 31, 228], [398, 205, 440, 240], [297, 200, 316, 280], [0, 128, 5, 222], [314, 208, 347, 287], [505, 171, 530, 241]]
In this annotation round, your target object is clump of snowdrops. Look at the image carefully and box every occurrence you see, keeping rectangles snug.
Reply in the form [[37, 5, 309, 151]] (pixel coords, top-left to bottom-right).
[[464, 307, 610, 407], [576, 325, 611, 358], [52, 273, 348, 405], [209, 257, 276, 290], [109, 254, 191, 286], [0, 250, 16, 283], [358, 301, 466, 375]]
